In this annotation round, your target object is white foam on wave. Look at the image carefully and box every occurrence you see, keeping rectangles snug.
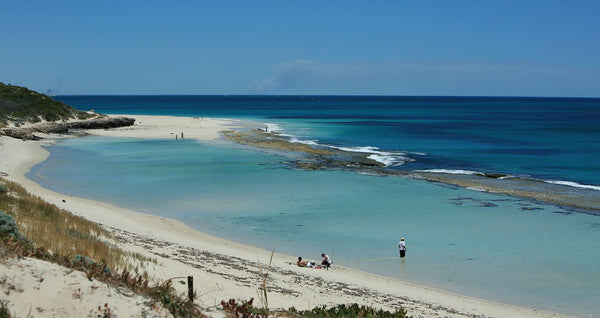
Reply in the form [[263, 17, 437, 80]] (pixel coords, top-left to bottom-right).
[[289, 137, 319, 146], [368, 154, 396, 166], [261, 123, 318, 145], [416, 169, 483, 175], [333, 145, 381, 153], [259, 123, 412, 167], [417, 170, 600, 192], [546, 180, 600, 191], [330, 145, 412, 166], [264, 123, 283, 133], [367, 154, 409, 166]]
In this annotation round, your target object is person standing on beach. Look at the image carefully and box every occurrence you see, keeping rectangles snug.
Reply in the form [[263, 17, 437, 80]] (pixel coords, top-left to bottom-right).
[[398, 238, 407, 258]]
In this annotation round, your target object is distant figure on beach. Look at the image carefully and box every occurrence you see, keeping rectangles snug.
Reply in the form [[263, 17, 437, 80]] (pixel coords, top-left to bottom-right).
[[321, 253, 332, 268], [181, 132, 184, 139], [398, 238, 407, 258]]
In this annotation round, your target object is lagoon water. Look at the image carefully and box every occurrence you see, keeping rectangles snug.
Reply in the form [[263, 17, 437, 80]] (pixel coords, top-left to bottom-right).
[[31, 96, 600, 316]]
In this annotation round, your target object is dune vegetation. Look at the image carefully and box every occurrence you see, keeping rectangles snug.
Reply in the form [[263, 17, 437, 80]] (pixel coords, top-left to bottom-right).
[[0, 82, 96, 128]]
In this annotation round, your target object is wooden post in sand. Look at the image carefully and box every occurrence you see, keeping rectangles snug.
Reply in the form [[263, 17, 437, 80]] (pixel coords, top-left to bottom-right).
[[187, 276, 194, 301]]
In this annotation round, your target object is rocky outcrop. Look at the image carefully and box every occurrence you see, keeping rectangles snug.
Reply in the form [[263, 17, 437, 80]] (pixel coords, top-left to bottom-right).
[[1, 117, 136, 140], [0, 83, 136, 140], [66, 117, 135, 130], [223, 129, 386, 171]]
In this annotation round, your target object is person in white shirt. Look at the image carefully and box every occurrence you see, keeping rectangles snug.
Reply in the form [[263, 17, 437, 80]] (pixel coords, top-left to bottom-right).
[[321, 253, 332, 269], [398, 238, 407, 258]]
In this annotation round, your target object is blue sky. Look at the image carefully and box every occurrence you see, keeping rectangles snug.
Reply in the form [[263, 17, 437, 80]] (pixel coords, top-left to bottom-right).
[[1, 1, 599, 97]]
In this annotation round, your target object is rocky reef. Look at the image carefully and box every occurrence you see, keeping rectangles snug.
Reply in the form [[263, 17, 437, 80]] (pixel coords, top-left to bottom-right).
[[223, 129, 385, 171], [223, 128, 600, 213], [1, 116, 136, 140]]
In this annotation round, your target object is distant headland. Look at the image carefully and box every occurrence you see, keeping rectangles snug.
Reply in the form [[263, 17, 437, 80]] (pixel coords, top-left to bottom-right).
[[0, 82, 134, 140]]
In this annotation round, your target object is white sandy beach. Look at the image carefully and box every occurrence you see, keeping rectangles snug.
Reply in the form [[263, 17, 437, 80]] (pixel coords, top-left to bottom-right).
[[0, 115, 573, 317]]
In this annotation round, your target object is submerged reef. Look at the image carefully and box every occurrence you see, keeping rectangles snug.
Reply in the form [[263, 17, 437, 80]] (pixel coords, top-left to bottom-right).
[[224, 128, 600, 214], [223, 129, 385, 170]]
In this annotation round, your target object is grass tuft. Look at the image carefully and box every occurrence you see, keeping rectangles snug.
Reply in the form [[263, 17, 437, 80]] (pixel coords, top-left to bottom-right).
[[0, 177, 203, 317], [0, 178, 150, 271]]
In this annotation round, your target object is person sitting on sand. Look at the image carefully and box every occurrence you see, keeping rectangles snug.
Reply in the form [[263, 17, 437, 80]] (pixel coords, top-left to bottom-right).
[[297, 256, 308, 267], [297, 257, 318, 268]]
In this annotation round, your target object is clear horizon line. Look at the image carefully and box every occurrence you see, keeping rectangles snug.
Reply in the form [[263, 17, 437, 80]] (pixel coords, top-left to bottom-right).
[[53, 94, 600, 100]]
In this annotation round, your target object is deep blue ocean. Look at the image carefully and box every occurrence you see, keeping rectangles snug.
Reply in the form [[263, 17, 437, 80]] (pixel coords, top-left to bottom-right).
[[30, 95, 600, 316]]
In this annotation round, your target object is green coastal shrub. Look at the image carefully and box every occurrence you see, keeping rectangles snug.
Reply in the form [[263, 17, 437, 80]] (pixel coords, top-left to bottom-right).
[[0, 211, 25, 242], [72, 254, 112, 275], [0, 300, 11, 318], [221, 300, 408, 318], [288, 303, 408, 318]]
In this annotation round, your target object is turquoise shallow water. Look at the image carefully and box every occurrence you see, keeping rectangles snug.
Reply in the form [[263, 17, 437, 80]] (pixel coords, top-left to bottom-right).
[[30, 135, 600, 316]]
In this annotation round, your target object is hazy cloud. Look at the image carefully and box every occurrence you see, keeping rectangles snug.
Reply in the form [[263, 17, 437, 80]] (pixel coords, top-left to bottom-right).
[[252, 60, 334, 93], [250, 59, 599, 96]]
